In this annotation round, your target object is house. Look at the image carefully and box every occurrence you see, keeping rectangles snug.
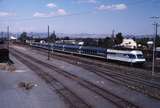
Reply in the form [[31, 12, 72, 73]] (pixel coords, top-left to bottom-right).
[[10, 36, 17, 40], [56, 40, 84, 45], [121, 38, 137, 49]]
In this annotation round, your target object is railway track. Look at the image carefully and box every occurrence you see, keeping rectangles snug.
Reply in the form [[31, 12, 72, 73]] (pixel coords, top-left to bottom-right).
[[10, 48, 138, 108], [52, 53, 160, 100], [20, 44, 160, 78], [15, 43, 160, 74], [30, 46, 154, 79], [11, 50, 91, 108], [27, 46, 160, 100]]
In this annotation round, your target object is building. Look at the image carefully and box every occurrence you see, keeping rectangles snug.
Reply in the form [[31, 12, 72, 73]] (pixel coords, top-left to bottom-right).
[[147, 41, 153, 49], [10, 36, 17, 42], [156, 47, 160, 58], [10, 36, 17, 40], [55, 40, 84, 46], [120, 38, 137, 49]]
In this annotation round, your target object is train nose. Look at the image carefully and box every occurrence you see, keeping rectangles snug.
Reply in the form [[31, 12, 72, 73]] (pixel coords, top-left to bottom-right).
[[135, 59, 146, 63]]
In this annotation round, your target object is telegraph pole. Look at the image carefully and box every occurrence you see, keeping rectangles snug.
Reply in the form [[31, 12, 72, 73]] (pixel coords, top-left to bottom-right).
[[7, 26, 9, 50], [112, 29, 115, 39], [151, 16, 159, 76], [1, 32, 4, 41], [48, 25, 50, 60], [112, 29, 115, 43]]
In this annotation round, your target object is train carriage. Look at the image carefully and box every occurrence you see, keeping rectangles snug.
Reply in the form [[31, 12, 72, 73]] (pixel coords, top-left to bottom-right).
[[63, 45, 80, 53], [80, 46, 106, 57]]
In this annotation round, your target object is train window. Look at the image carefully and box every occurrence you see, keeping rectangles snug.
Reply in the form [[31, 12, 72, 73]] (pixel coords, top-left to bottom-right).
[[137, 54, 144, 59], [128, 54, 136, 59], [107, 52, 116, 55], [123, 54, 129, 58]]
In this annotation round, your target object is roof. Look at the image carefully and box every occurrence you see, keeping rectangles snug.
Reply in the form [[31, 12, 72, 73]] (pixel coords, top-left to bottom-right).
[[81, 46, 106, 51], [10, 36, 17, 40], [107, 49, 143, 54], [156, 47, 160, 51]]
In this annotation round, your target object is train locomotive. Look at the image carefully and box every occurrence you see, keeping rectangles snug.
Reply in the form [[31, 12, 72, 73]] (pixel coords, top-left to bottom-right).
[[31, 42, 146, 65]]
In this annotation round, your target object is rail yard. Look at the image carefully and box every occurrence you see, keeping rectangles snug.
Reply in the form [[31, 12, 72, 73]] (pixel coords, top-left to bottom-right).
[[1, 1, 160, 107], [0, 43, 158, 108]]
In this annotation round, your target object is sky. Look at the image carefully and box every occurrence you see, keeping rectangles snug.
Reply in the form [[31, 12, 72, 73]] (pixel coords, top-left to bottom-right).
[[0, 0, 159, 35]]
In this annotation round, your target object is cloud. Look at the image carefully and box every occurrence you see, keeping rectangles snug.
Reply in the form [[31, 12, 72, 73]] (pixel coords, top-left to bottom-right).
[[0, 11, 16, 17], [77, 0, 97, 4], [56, 9, 67, 15], [97, 4, 127, 11], [46, 3, 57, 8], [33, 12, 50, 17], [33, 9, 67, 18]]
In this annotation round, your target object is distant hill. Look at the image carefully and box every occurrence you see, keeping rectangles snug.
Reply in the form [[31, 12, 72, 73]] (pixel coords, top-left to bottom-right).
[[0, 32, 158, 39]]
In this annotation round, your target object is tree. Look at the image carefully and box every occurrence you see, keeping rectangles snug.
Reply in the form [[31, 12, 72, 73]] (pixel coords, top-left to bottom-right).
[[103, 37, 114, 48], [63, 36, 70, 40], [83, 38, 97, 46], [18, 32, 29, 43], [115, 32, 124, 45], [98, 38, 103, 47], [136, 37, 149, 46], [155, 35, 160, 47], [49, 31, 56, 43]]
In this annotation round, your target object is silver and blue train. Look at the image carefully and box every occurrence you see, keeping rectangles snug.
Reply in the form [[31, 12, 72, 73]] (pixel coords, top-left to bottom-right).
[[31, 42, 146, 64]]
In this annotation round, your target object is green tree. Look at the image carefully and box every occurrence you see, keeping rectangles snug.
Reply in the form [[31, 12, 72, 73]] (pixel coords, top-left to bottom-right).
[[83, 38, 97, 46], [19, 32, 29, 43], [115, 32, 123, 45], [49, 31, 56, 43], [98, 38, 103, 47], [136, 37, 149, 46], [63, 36, 70, 40], [156, 35, 160, 47], [103, 37, 114, 48]]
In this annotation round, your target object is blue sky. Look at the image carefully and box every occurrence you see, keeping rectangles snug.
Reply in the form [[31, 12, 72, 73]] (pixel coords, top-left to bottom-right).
[[0, 0, 159, 35]]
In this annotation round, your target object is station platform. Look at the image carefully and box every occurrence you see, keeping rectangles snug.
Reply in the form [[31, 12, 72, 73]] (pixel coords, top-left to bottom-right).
[[0, 55, 66, 108]]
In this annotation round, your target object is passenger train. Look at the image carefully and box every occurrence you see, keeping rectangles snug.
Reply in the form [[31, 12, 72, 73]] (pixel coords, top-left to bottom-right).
[[31, 42, 146, 64]]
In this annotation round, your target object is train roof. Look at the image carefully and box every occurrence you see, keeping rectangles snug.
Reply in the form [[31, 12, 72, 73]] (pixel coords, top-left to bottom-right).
[[54, 44, 106, 51], [63, 45, 80, 48], [81, 46, 106, 51], [107, 49, 143, 54], [156, 47, 160, 51]]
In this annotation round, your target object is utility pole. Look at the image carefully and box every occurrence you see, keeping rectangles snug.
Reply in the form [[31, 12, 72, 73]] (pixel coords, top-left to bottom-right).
[[1, 32, 4, 41], [7, 26, 9, 50], [52, 30, 56, 53], [112, 30, 115, 39], [48, 25, 50, 60], [112, 29, 115, 44], [151, 16, 159, 76]]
